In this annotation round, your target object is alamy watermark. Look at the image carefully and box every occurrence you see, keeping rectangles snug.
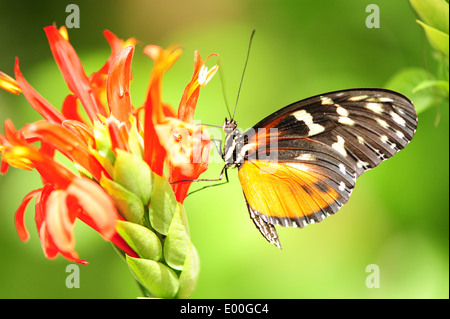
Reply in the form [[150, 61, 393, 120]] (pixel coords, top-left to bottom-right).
[[365, 4, 380, 29], [65, 264, 80, 288], [365, 264, 380, 288], [65, 4, 80, 29]]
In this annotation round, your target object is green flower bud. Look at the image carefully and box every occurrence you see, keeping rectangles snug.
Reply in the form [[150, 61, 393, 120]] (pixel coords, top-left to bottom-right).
[[116, 220, 162, 261], [176, 243, 200, 299], [126, 255, 179, 299], [100, 176, 146, 225], [113, 149, 152, 206], [148, 173, 177, 235], [164, 203, 190, 270]]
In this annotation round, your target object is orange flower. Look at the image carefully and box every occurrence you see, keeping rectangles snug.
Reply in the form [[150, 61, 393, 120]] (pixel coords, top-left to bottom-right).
[[1, 120, 132, 264], [168, 51, 218, 202], [143, 46, 217, 202], [0, 25, 217, 263]]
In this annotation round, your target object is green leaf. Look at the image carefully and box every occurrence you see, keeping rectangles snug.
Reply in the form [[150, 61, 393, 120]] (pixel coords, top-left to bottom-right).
[[116, 220, 162, 261], [410, 0, 449, 34], [148, 174, 177, 235], [176, 243, 200, 299], [164, 203, 190, 270], [100, 176, 145, 225], [126, 255, 179, 299], [413, 79, 449, 93], [113, 149, 152, 206], [385, 67, 439, 114], [417, 20, 449, 57]]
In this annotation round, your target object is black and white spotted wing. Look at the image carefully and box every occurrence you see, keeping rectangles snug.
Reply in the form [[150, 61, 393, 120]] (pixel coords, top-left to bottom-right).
[[246, 88, 417, 177]]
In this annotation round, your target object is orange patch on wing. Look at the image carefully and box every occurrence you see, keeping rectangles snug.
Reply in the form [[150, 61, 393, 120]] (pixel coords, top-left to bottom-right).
[[238, 160, 340, 224]]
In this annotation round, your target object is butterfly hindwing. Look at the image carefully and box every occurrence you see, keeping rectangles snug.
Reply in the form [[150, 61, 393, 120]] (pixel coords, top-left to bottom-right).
[[238, 89, 417, 246]]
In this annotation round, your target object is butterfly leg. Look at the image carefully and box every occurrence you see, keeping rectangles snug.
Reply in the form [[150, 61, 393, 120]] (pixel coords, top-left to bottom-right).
[[212, 138, 223, 158], [171, 166, 230, 197]]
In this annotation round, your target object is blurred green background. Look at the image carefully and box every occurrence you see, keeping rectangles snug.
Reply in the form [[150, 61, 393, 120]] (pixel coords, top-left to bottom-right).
[[0, 0, 448, 298]]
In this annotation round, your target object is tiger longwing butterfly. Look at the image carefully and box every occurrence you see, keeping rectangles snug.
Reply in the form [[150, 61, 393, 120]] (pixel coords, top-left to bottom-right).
[[220, 88, 417, 248]]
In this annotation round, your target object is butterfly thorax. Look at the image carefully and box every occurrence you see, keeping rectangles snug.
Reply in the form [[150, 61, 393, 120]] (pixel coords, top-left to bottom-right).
[[222, 119, 246, 168]]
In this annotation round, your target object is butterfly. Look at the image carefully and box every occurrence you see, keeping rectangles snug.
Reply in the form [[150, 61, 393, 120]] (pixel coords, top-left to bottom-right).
[[217, 88, 417, 248]]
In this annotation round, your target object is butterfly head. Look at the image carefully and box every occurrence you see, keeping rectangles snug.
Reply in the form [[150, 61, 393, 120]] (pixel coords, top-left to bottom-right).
[[223, 118, 237, 134]]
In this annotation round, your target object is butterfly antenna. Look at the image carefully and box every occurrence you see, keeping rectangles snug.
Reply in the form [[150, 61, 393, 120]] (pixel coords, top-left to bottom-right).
[[199, 123, 223, 129], [218, 59, 232, 119], [232, 29, 256, 121]]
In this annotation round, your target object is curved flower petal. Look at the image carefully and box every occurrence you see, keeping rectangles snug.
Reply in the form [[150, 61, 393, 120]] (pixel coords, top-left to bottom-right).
[[107, 45, 134, 128], [89, 31, 137, 111], [0, 71, 21, 94], [66, 177, 119, 240], [45, 190, 76, 253], [44, 26, 106, 122], [2, 143, 75, 189], [178, 51, 218, 123], [171, 127, 212, 202], [61, 94, 86, 123], [22, 121, 110, 181], [107, 117, 129, 153], [62, 119, 95, 148], [155, 118, 212, 203], [14, 188, 42, 242], [67, 176, 139, 258], [14, 58, 66, 124], [38, 220, 60, 260], [143, 45, 182, 175]]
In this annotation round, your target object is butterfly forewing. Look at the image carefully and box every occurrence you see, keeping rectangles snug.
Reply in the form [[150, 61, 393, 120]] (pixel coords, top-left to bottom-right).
[[238, 89, 417, 246], [248, 89, 416, 176]]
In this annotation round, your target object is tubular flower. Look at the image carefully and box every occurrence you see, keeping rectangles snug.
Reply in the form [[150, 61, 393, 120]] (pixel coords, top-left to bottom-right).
[[0, 25, 216, 296], [145, 48, 217, 202]]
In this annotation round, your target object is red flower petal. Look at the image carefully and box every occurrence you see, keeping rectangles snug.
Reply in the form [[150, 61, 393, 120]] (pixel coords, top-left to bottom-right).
[[61, 94, 86, 123], [168, 124, 212, 203], [107, 45, 134, 128], [36, 184, 87, 264], [23, 121, 110, 181], [62, 120, 95, 148], [88, 30, 134, 112], [162, 102, 177, 118], [178, 51, 217, 123], [177, 50, 203, 123], [14, 58, 66, 124], [44, 26, 106, 122], [35, 184, 53, 232], [38, 220, 60, 260], [143, 45, 182, 174], [0, 160, 9, 174], [45, 190, 76, 253], [107, 118, 129, 153], [14, 188, 42, 242], [66, 177, 119, 240]]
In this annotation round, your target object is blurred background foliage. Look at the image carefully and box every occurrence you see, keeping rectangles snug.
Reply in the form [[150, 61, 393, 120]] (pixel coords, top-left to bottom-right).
[[0, 0, 448, 298]]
